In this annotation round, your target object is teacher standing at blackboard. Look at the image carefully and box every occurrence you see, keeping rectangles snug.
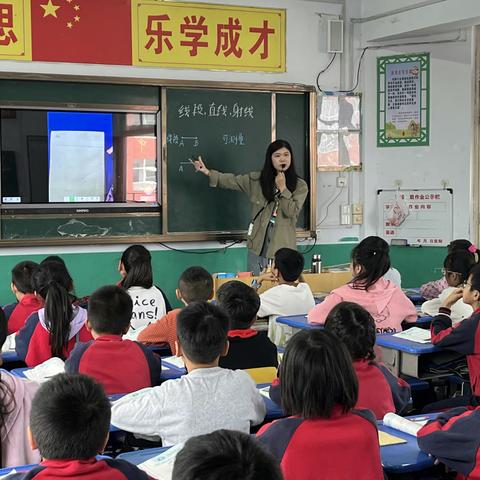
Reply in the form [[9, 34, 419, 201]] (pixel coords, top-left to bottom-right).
[[193, 139, 308, 274]]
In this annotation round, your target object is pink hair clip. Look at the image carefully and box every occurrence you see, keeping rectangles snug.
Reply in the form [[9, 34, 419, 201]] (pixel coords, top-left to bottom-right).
[[469, 244, 477, 253]]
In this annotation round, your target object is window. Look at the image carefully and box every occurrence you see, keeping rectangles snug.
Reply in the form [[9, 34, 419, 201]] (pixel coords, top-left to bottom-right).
[[317, 94, 361, 171]]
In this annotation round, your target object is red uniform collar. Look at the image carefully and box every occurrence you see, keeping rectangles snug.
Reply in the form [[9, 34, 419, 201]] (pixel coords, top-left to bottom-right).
[[20, 294, 43, 306], [475, 307, 480, 314], [228, 329, 258, 338], [95, 334, 123, 341]]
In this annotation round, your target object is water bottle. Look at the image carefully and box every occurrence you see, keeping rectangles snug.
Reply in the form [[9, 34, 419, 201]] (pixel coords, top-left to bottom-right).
[[311, 254, 322, 273]]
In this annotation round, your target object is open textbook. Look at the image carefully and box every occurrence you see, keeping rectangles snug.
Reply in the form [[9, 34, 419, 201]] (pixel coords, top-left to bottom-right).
[[383, 412, 428, 437], [137, 443, 185, 480], [392, 327, 431, 344]]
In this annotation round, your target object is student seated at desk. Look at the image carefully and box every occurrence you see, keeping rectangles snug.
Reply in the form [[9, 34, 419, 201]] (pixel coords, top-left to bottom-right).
[[172, 429, 282, 480], [118, 245, 172, 340], [308, 236, 417, 333], [255, 248, 315, 345], [257, 329, 383, 480], [427, 264, 480, 409], [111, 302, 265, 446], [3, 261, 42, 335], [420, 239, 479, 300], [324, 302, 411, 419], [7, 374, 151, 480], [0, 311, 40, 468], [216, 281, 278, 370], [138, 267, 213, 353], [15, 263, 92, 367], [421, 250, 476, 324], [65, 285, 161, 395], [417, 407, 480, 480]]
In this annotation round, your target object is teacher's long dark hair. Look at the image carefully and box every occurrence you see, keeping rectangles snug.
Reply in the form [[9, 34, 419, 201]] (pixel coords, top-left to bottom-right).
[[260, 139, 298, 202]]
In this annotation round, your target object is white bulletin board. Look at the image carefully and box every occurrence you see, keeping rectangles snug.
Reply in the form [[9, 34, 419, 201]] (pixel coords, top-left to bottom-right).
[[377, 189, 453, 246]]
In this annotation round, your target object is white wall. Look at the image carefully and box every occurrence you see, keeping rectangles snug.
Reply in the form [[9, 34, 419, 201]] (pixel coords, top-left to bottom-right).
[[360, 32, 474, 239]]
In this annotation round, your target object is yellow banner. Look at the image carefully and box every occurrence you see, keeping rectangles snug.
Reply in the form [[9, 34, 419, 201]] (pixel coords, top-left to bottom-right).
[[0, 0, 31, 60], [132, 1, 285, 72]]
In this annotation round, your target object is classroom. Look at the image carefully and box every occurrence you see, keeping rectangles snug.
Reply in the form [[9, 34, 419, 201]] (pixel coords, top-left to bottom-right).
[[0, 0, 478, 479]]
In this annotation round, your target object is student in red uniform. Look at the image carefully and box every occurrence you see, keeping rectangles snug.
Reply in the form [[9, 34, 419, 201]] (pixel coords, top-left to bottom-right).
[[172, 430, 283, 480], [417, 406, 480, 480], [257, 329, 384, 480], [7, 374, 152, 480], [15, 262, 92, 367], [324, 301, 411, 419], [4, 261, 43, 334], [426, 263, 480, 409], [217, 280, 278, 370], [65, 285, 161, 395], [138, 266, 213, 353]]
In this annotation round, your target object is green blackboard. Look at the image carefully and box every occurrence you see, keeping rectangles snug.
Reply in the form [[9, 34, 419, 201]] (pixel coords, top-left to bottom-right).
[[166, 88, 311, 234], [276, 93, 310, 230]]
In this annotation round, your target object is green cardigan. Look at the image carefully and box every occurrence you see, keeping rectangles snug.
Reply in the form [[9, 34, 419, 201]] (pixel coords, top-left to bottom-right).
[[209, 170, 308, 257]]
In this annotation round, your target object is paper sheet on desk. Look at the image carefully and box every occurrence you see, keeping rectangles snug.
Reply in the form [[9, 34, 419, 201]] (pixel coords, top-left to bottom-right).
[[378, 431, 406, 446], [392, 327, 431, 343], [162, 356, 186, 370], [138, 443, 184, 480], [259, 386, 270, 399], [24, 358, 65, 382]]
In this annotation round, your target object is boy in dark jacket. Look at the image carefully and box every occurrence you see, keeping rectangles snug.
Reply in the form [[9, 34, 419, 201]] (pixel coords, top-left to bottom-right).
[[217, 280, 278, 370]]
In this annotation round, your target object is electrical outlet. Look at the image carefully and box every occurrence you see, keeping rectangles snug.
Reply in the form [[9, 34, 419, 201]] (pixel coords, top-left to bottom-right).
[[336, 176, 347, 188], [352, 203, 363, 214], [352, 214, 363, 225]]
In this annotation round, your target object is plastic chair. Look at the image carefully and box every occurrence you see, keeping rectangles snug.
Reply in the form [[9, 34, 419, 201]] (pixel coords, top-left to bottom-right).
[[244, 367, 277, 384]]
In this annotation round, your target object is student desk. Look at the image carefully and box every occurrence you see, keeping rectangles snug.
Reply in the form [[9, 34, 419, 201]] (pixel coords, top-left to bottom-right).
[[378, 414, 436, 474], [275, 315, 320, 330], [9, 363, 183, 382], [213, 271, 352, 298], [376, 334, 462, 379], [403, 288, 426, 305], [117, 415, 436, 475]]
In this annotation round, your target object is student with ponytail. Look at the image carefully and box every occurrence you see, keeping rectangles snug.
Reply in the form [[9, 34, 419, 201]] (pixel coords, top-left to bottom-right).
[[308, 236, 417, 333], [15, 262, 92, 367], [119, 245, 171, 339]]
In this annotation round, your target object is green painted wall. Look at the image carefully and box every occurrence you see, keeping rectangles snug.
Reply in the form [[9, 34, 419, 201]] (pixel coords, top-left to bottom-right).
[[0, 243, 447, 308]]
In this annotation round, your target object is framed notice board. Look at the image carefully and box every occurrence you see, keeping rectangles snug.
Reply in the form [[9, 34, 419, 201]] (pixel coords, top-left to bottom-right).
[[377, 189, 453, 246]]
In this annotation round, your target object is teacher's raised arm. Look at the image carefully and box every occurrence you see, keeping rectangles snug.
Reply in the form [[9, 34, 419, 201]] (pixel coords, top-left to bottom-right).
[[194, 140, 308, 274]]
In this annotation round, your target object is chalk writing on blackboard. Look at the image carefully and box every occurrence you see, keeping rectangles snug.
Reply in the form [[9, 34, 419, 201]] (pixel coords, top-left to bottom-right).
[[167, 133, 199, 147], [177, 102, 255, 119], [222, 133, 246, 146]]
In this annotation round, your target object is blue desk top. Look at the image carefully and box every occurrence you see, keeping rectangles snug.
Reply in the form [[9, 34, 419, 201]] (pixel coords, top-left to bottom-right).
[[403, 288, 426, 305], [116, 414, 436, 474], [379, 414, 436, 473], [275, 315, 320, 329], [376, 334, 439, 354]]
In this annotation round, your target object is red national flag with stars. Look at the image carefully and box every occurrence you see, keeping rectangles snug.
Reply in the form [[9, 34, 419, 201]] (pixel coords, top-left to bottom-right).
[[31, 0, 132, 65]]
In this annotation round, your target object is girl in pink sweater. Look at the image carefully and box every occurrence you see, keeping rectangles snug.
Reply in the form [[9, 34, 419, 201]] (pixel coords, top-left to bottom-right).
[[308, 236, 417, 333]]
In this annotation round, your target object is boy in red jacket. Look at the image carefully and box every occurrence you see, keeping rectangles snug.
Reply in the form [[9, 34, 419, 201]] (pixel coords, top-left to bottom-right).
[[66, 285, 161, 395], [4, 261, 43, 334]]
